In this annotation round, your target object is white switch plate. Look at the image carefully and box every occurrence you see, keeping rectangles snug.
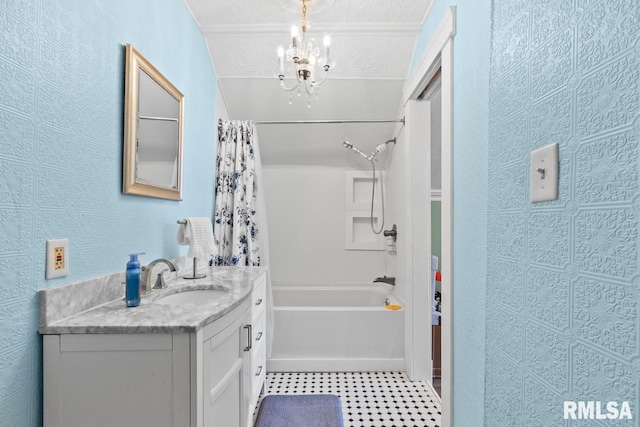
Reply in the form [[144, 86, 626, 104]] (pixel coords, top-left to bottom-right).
[[531, 143, 559, 203], [46, 238, 69, 279]]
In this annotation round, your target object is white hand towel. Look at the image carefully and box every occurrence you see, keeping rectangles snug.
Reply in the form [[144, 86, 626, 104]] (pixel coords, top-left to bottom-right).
[[176, 218, 215, 263]]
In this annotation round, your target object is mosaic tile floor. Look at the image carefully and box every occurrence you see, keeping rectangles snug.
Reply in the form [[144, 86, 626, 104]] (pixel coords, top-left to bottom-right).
[[256, 372, 441, 427]]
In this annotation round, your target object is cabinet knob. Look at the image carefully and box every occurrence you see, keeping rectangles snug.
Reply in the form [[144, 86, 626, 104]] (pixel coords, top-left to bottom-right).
[[255, 298, 263, 306], [255, 366, 263, 376], [256, 331, 263, 341]]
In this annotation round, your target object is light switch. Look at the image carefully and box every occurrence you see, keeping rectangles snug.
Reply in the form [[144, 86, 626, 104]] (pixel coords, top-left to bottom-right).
[[530, 143, 558, 203]]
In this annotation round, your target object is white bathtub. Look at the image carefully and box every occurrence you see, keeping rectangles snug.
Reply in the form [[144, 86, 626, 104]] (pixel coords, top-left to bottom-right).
[[267, 284, 405, 372]]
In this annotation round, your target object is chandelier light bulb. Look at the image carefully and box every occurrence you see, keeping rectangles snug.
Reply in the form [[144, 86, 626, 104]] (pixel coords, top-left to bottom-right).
[[277, 46, 284, 74], [323, 35, 330, 65]]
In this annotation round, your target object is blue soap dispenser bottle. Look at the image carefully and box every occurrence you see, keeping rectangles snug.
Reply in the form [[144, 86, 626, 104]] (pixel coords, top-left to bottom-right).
[[125, 253, 142, 307]]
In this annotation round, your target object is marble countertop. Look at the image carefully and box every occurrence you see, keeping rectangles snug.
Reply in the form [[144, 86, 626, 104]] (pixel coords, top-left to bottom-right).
[[39, 266, 268, 335]]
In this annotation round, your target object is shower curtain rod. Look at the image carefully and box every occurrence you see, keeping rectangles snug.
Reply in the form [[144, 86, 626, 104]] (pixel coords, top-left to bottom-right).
[[253, 118, 405, 125]]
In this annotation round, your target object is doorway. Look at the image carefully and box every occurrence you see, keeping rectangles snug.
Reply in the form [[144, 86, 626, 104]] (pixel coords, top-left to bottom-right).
[[421, 73, 443, 396], [403, 6, 455, 427]]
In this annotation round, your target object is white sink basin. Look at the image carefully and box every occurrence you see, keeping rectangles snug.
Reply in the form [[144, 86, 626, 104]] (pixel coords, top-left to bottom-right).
[[154, 289, 228, 305]]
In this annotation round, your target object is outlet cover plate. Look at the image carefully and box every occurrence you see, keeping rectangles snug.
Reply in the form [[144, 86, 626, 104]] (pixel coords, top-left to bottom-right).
[[46, 238, 69, 279], [531, 143, 559, 203]]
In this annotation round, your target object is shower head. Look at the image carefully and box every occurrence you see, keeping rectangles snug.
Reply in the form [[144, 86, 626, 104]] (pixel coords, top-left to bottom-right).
[[342, 140, 369, 160], [343, 138, 396, 161]]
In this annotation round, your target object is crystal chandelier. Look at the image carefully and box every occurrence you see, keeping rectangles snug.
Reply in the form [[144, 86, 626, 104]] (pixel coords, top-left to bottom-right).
[[277, 0, 331, 107]]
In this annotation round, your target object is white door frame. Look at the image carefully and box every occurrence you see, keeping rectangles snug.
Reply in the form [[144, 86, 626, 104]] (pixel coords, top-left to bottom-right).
[[403, 6, 456, 427], [403, 90, 432, 382]]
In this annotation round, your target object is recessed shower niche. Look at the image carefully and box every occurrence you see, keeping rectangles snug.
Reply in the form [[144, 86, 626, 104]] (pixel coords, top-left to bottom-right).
[[345, 171, 385, 250]]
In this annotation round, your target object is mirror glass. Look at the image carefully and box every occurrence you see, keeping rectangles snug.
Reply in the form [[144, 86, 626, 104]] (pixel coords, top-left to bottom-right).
[[123, 44, 184, 200]]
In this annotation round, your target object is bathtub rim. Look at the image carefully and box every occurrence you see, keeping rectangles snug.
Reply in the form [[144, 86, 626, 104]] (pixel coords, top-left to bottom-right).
[[270, 282, 405, 308]]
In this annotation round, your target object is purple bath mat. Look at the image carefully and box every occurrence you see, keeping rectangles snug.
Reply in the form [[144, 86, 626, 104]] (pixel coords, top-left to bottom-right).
[[254, 394, 344, 427]]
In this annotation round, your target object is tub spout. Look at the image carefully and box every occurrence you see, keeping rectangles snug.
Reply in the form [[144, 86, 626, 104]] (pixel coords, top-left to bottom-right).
[[374, 276, 395, 286]]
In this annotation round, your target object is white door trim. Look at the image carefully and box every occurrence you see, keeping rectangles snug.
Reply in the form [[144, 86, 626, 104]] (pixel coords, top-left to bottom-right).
[[403, 98, 432, 381], [404, 7, 457, 104], [403, 6, 456, 427]]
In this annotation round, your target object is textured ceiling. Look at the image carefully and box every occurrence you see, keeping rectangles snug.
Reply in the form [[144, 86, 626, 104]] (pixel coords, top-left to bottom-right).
[[182, 0, 433, 166], [206, 32, 416, 79], [186, 0, 430, 26]]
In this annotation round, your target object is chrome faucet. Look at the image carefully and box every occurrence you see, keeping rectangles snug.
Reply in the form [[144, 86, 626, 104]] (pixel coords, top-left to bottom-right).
[[142, 259, 178, 292]]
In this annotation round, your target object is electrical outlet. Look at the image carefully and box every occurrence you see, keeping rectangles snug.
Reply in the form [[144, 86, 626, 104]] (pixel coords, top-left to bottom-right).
[[54, 247, 64, 270], [46, 239, 69, 279]]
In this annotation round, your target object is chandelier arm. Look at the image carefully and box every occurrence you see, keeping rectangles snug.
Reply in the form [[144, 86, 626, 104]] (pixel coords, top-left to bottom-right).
[[279, 79, 301, 92], [304, 81, 314, 96], [311, 68, 329, 87]]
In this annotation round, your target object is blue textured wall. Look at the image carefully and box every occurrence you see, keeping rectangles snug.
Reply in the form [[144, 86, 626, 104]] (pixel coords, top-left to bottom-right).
[[450, 1, 490, 425], [0, 1, 217, 425], [412, 1, 491, 426], [486, 0, 639, 425]]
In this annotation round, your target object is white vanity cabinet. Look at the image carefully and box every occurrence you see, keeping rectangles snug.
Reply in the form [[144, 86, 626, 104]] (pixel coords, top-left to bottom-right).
[[43, 331, 195, 427], [201, 300, 250, 427], [201, 272, 268, 427], [245, 273, 267, 426], [43, 273, 268, 427]]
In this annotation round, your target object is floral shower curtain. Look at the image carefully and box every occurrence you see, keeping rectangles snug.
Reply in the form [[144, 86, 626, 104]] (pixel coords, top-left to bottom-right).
[[214, 119, 274, 357], [213, 120, 261, 266]]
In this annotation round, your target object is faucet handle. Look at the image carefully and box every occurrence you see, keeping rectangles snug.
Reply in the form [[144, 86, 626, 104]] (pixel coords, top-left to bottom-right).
[[153, 272, 168, 290]]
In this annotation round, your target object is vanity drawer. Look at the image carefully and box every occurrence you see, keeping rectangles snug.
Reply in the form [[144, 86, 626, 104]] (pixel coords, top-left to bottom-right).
[[250, 339, 267, 400], [251, 277, 266, 320], [253, 273, 266, 290], [251, 312, 266, 350]]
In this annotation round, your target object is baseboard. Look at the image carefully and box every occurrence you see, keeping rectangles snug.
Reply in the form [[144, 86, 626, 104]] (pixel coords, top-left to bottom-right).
[[267, 358, 405, 372]]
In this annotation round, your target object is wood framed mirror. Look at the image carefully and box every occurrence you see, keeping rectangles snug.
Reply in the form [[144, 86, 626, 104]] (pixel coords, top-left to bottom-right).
[[123, 44, 184, 200]]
